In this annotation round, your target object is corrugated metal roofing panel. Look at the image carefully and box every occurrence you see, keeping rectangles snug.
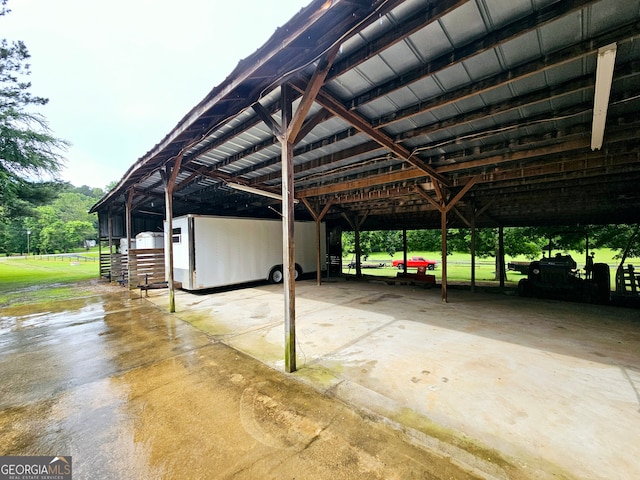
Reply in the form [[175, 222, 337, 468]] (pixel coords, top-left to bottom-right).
[[481, 0, 534, 30], [463, 49, 503, 82], [538, 12, 583, 54], [588, 0, 640, 35], [498, 30, 543, 67], [438, 1, 487, 47], [406, 76, 444, 101], [354, 57, 398, 89], [433, 63, 472, 92], [379, 39, 422, 74], [410, 21, 452, 62]]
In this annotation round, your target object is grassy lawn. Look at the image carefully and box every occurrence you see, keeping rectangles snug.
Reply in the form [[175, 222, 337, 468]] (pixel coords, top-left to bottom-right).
[[0, 255, 100, 305]]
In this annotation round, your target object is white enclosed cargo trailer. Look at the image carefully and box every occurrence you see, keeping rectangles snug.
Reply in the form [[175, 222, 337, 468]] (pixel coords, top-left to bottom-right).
[[168, 214, 326, 291]]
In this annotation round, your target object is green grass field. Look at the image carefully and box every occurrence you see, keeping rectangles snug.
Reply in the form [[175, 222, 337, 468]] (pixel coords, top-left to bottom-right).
[[0, 254, 100, 305], [342, 249, 640, 287]]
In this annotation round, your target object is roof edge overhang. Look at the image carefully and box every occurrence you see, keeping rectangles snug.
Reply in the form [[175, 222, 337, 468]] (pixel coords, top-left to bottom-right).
[[90, 0, 390, 213]]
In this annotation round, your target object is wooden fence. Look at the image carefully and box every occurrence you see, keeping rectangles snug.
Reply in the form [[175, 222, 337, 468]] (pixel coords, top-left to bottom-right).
[[100, 248, 165, 289], [128, 248, 165, 288]]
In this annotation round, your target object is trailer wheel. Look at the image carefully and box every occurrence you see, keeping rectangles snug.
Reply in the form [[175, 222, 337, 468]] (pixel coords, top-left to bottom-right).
[[295, 264, 303, 280], [396, 263, 404, 270], [268, 267, 283, 284]]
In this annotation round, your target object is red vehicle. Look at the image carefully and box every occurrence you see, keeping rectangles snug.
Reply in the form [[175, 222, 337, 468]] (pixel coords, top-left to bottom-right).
[[392, 256, 437, 270]]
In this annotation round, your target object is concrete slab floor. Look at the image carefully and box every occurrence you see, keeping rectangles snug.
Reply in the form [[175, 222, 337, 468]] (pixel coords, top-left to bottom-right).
[[0, 286, 483, 480], [144, 279, 640, 480]]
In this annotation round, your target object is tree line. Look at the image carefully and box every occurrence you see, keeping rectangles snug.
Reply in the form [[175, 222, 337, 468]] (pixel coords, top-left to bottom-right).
[[343, 225, 640, 264], [0, 1, 111, 255], [1, 184, 106, 255]]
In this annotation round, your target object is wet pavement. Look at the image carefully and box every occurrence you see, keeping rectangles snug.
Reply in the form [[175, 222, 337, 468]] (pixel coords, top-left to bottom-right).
[[0, 285, 483, 479], [143, 279, 640, 480]]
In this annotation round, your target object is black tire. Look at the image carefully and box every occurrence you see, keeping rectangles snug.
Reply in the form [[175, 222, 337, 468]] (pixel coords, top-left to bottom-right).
[[396, 264, 404, 270], [269, 265, 302, 283], [518, 279, 530, 297], [268, 267, 283, 284], [428, 264, 435, 270]]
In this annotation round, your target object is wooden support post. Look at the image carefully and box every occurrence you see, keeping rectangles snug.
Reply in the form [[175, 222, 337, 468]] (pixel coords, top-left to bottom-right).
[[125, 189, 134, 290], [354, 221, 362, 278], [441, 209, 448, 303], [281, 84, 296, 373], [470, 213, 476, 293], [415, 175, 480, 303], [255, 50, 340, 373], [402, 228, 407, 275], [301, 198, 334, 286], [498, 226, 506, 288], [160, 154, 183, 314], [108, 206, 114, 282]]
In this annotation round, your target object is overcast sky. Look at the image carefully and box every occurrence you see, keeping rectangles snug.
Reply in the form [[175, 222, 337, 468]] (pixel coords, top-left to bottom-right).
[[2, 0, 309, 190]]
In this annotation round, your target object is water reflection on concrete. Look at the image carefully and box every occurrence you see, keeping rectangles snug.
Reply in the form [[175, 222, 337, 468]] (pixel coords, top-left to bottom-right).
[[0, 292, 205, 479], [1, 288, 479, 480]]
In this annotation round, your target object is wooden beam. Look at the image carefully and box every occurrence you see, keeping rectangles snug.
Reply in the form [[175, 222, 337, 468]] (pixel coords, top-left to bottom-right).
[[293, 81, 451, 186], [444, 175, 482, 214], [293, 108, 332, 146], [252, 102, 282, 139], [287, 46, 340, 142], [414, 187, 443, 212]]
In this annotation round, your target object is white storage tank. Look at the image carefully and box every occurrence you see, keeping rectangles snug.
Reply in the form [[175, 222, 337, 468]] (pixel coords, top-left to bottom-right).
[[135, 231, 164, 249], [119, 238, 136, 254]]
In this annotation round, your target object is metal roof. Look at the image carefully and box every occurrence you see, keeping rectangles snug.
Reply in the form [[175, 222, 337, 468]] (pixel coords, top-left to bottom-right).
[[91, 0, 640, 232]]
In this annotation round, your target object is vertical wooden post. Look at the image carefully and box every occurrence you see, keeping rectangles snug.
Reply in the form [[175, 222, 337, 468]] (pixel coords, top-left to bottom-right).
[[402, 228, 407, 274], [315, 219, 322, 286], [498, 226, 505, 288], [125, 189, 134, 290], [441, 209, 448, 303], [107, 206, 114, 282], [160, 155, 182, 314], [354, 219, 362, 278], [470, 213, 476, 293], [163, 179, 175, 312], [281, 84, 296, 373]]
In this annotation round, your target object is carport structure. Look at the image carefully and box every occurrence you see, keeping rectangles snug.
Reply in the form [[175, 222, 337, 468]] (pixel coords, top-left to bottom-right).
[[91, 0, 640, 372]]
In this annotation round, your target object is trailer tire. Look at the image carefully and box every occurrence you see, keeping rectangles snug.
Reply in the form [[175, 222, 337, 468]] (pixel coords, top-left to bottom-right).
[[268, 265, 303, 284], [268, 267, 283, 284]]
